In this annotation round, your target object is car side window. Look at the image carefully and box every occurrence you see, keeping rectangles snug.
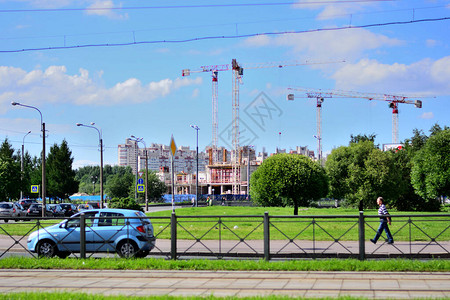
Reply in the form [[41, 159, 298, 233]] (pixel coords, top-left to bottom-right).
[[84, 211, 98, 227], [98, 212, 125, 226], [66, 211, 98, 228]]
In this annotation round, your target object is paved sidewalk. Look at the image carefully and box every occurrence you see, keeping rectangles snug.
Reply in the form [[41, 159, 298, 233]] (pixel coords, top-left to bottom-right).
[[0, 269, 448, 298]]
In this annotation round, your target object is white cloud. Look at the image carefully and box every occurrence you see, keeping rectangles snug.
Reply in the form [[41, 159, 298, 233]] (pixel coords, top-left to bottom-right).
[[243, 35, 271, 47], [426, 39, 438, 47], [420, 112, 434, 119], [0, 65, 203, 113], [331, 56, 450, 95], [243, 29, 402, 63], [85, 0, 128, 20], [191, 88, 200, 98], [292, 0, 378, 20]]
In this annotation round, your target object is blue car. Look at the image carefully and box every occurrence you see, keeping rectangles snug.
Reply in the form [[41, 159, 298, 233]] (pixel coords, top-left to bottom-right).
[[27, 209, 156, 258]]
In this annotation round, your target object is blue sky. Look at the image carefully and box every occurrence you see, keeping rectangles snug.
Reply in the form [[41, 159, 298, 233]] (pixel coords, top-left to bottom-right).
[[1, 0, 449, 169]]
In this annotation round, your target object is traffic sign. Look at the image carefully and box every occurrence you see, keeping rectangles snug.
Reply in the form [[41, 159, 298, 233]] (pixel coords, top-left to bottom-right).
[[170, 135, 176, 156], [138, 172, 144, 178], [31, 185, 39, 193], [137, 184, 145, 193], [137, 178, 144, 185]]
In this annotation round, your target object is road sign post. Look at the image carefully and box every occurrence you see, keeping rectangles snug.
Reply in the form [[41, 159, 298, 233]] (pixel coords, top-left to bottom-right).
[[170, 135, 177, 213], [31, 185, 39, 194]]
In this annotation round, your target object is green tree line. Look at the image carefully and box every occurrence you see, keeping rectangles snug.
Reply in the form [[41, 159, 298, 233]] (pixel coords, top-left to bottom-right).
[[0, 139, 166, 203], [251, 124, 449, 213]]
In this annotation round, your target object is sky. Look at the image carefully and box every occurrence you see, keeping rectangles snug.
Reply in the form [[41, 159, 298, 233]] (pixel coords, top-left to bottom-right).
[[0, 0, 449, 169]]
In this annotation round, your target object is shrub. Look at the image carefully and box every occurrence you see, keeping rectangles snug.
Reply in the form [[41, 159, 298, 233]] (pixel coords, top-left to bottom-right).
[[108, 197, 143, 212]]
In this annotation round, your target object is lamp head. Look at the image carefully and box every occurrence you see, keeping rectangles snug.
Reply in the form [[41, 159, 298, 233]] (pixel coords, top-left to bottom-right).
[[76, 123, 82, 126], [11, 101, 19, 106]]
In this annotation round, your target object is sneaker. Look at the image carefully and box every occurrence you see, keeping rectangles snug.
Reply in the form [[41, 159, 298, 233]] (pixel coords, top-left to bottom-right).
[[370, 239, 376, 244], [387, 241, 394, 244]]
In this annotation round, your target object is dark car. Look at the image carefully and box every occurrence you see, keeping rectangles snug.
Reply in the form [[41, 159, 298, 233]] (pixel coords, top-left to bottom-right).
[[60, 203, 77, 217], [19, 199, 37, 210], [49, 204, 65, 217], [26, 203, 53, 217]]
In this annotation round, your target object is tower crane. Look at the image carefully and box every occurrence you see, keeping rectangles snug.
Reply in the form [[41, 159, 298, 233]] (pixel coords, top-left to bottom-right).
[[182, 59, 345, 166], [183, 60, 344, 195], [288, 87, 423, 160]]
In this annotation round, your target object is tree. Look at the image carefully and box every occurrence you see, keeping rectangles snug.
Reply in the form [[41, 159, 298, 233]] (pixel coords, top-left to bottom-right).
[[137, 171, 167, 202], [105, 168, 134, 199], [0, 138, 21, 201], [411, 129, 450, 209], [46, 140, 79, 200], [349, 133, 377, 145], [325, 141, 399, 209], [250, 153, 328, 215]]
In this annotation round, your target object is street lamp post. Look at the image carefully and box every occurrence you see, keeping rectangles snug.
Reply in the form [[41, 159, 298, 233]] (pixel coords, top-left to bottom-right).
[[313, 135, 322, 162], [190, 125, 200, 207], [12, 102, 46, 217], [130, 136, 148, 211], [20, 131, 31, 200], [76, 123, 104, 209], [246, 145, 254, 195]]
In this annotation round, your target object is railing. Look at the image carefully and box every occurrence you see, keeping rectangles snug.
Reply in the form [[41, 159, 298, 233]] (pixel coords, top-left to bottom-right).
[[0, 212, 449, 260]]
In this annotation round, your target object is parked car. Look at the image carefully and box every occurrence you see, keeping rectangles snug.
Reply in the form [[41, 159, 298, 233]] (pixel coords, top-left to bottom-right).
[[77, 204, 94, 212], [27, 209, 156, 258], [26, 203, 53, 218], [13, 202, 27, 219], [88, 202, 101, 209], [49, 204, 65, 217], [0, 202, 21, 222], [59, 203, 78, 217], [18, 199, 37, 209]]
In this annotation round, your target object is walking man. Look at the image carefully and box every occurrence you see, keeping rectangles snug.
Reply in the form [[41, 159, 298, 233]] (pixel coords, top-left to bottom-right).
[[370, 197, 394, 244]]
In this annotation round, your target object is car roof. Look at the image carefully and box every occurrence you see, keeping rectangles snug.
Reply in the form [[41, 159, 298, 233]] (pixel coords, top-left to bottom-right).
[[77, 208, 143, 215]]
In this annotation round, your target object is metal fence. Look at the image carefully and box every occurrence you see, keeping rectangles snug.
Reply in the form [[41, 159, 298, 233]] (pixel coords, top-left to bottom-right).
[[1, 212, 449, 260]]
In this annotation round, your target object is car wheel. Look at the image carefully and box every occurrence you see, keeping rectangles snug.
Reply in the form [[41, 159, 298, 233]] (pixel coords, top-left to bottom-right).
[[4, 219, 8, 223], [36, 240, 57, 258], [117, 240, 138, 258]]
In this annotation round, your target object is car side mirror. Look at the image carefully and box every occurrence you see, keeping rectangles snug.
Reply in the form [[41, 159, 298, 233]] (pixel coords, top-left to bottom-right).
[[60, 221, 68, 229]]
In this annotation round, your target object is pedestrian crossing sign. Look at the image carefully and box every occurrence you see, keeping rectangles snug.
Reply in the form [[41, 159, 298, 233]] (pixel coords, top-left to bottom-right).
[[31, 185, 39, 193], [137, 184, 145, 193]]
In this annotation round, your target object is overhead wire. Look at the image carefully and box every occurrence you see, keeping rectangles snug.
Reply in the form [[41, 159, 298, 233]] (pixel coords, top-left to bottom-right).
[[0, 16, 448, 53], [0, 0, 396, 13], [0, 3, 445, 43]]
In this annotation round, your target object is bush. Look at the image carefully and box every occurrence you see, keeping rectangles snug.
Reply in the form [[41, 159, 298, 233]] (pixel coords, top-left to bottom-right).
[[108, 197, 143, 212]]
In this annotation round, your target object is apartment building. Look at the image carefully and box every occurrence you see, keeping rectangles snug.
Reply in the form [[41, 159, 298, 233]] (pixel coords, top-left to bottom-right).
[[118, 139, 209, 174]]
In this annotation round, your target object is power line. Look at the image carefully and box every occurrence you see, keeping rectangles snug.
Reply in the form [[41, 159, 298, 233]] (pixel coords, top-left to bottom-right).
[[0, 1, 395, 13], [0, 16, 448, 53], [1, 4, 445, 42]]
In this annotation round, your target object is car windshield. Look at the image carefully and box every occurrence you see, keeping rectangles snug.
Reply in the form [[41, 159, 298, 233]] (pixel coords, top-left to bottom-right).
[[0, 203, 12, 209]]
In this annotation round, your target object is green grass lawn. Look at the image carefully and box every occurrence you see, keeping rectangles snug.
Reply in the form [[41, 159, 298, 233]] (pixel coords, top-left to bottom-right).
[[0, 257, 449, 272], [148, 206, 450, 242], [0, 207, 448, 242], [0, 292, 375, 300]]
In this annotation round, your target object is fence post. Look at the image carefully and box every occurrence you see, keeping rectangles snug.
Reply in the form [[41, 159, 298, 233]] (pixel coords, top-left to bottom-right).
[[264, 211, 270, 261], [358, 211, 365, 260], [80, 213, 86, 259], [171, 211, 177, 260]]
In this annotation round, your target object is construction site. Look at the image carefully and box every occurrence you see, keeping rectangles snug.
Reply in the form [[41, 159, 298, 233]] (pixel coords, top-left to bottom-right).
[[119, 58, 424, 198]]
